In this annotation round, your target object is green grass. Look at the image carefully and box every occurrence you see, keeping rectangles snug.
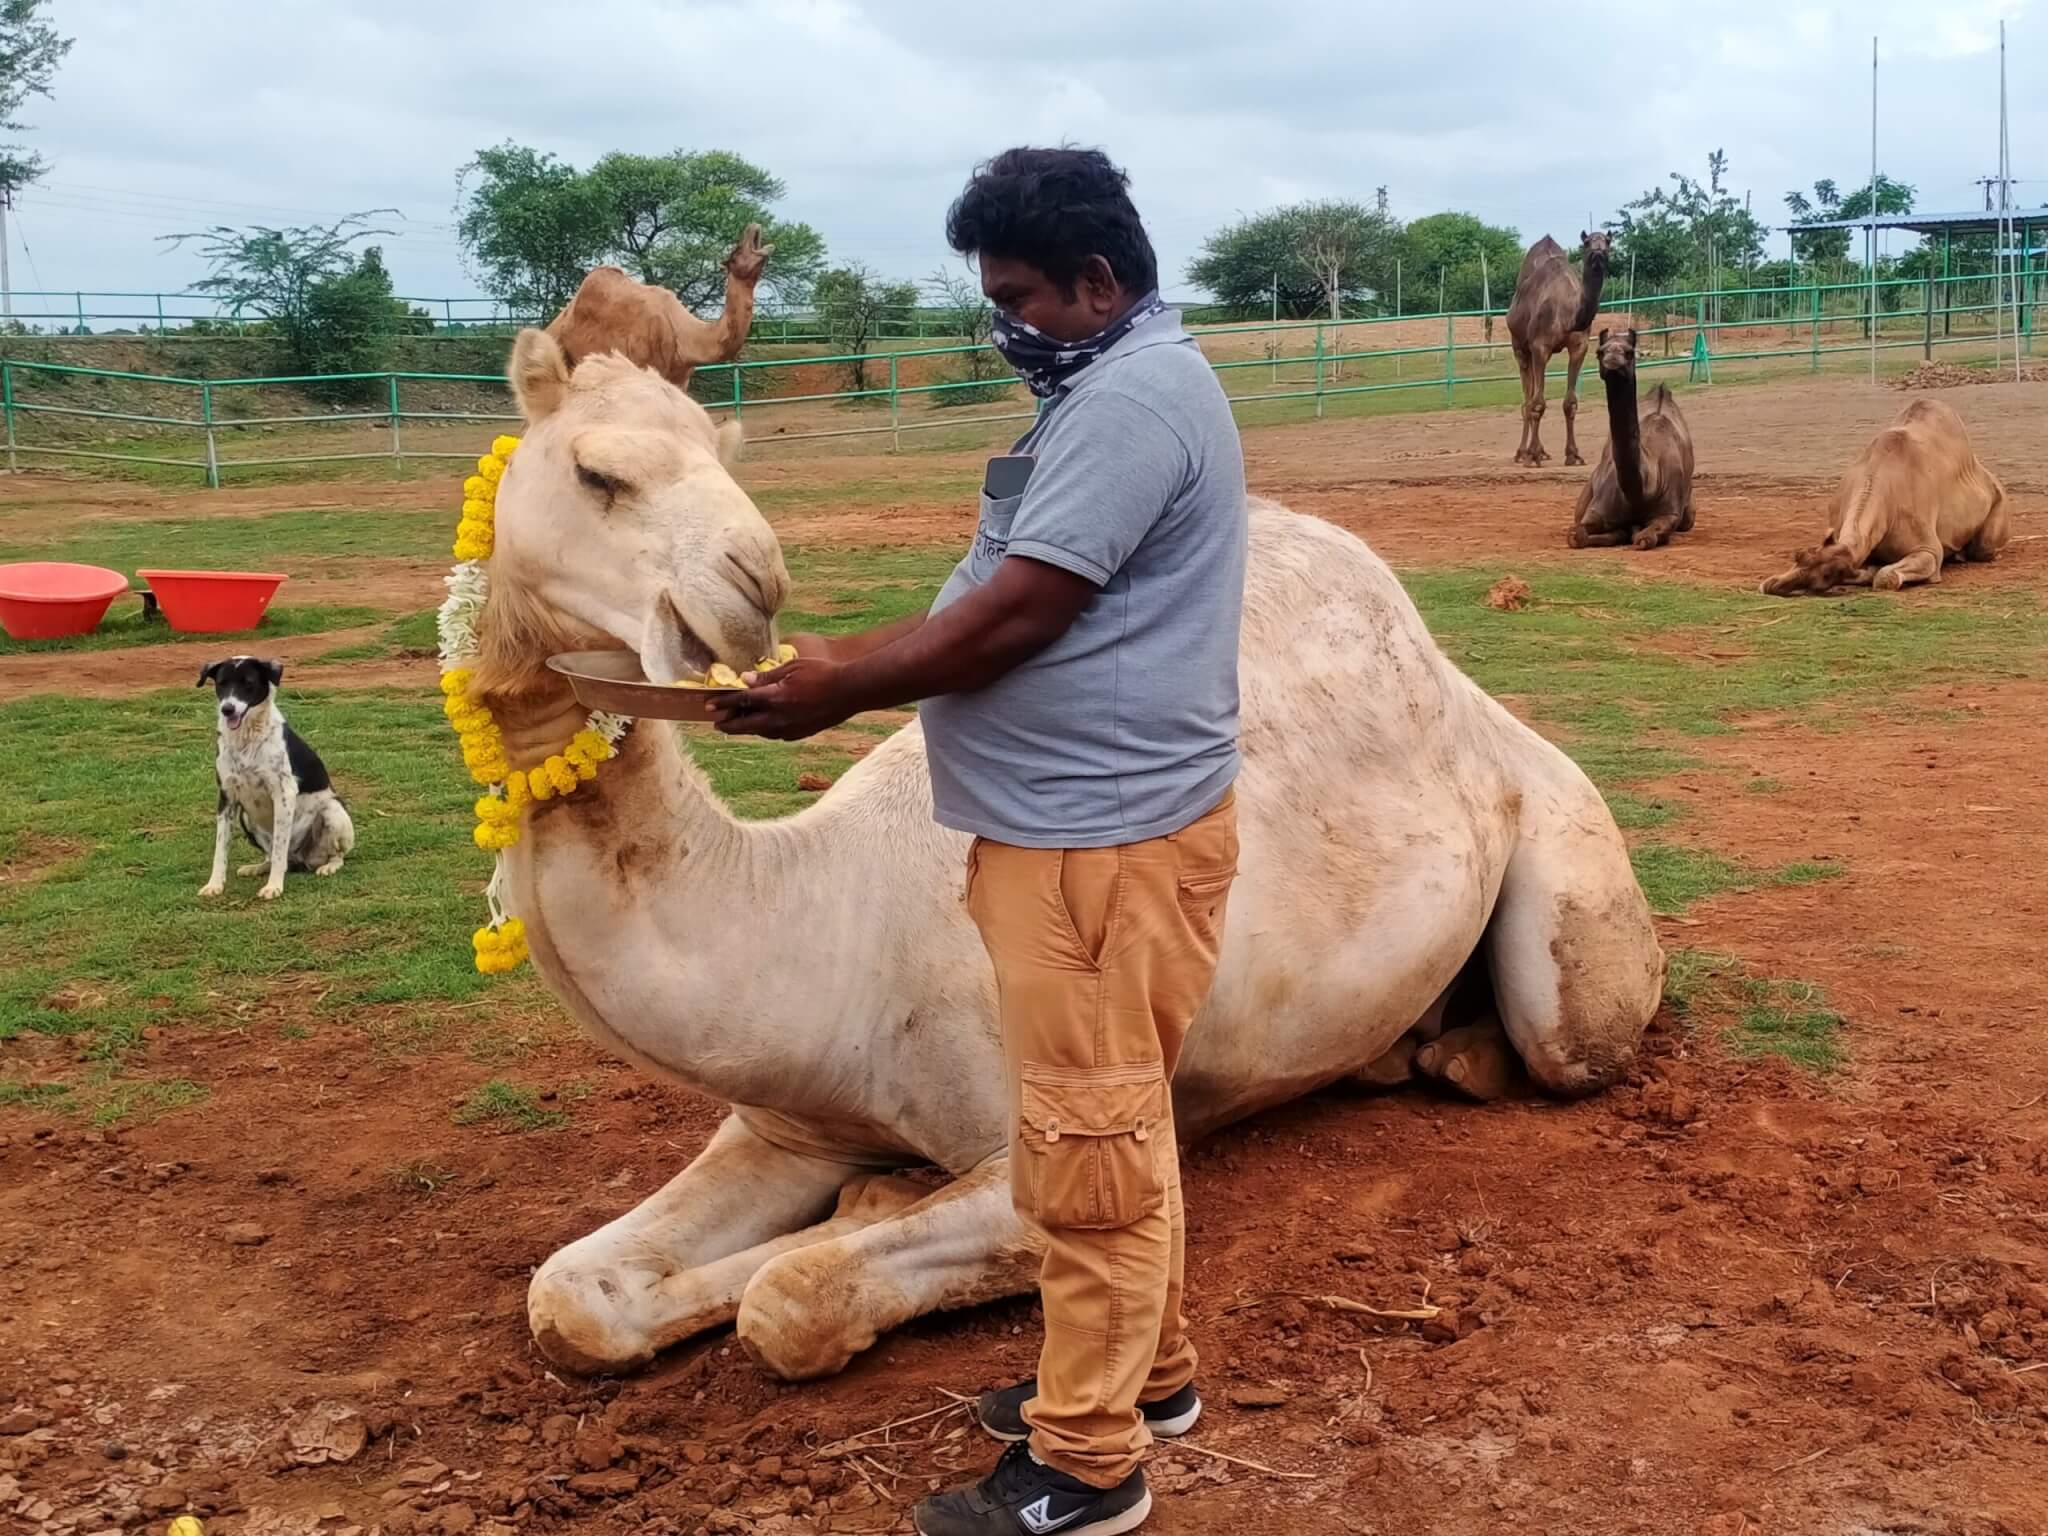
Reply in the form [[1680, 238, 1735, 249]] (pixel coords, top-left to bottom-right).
[[0, 603, 389, 656], [304, 608, 437, 665], [1662, 949, 1845, 1071], [1631, 845, 1849, 916], [1605, 791, 1681, 830], [1743, 777, 1783, 795], [689, 736, 856, 819], [0, 505, 451, 567], [781, 545, 958, 635], [453, 1079, 565, 1132]]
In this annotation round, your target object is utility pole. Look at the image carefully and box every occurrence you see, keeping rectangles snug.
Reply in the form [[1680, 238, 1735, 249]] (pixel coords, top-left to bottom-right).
[[1, 187, 13, 321]]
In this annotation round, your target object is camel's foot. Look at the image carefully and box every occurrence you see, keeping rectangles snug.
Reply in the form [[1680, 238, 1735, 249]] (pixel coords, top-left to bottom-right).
[[1565, 450, 1586, 467], [1632, 529, 1662, 551], [529, 1173, 927, 1375], [1354, 1035, 1420, 1088], [1415, 1019, 1523, 1102], [1872, 567, 1904, 592]]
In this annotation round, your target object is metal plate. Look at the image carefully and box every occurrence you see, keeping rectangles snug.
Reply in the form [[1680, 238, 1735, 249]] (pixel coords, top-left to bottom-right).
[[544, 650, 738, 723]]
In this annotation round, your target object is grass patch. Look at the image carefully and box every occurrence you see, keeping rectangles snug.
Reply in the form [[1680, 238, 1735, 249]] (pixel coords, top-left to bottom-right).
[[1775, 859, 1845, 886], [0, 1078, 71, 1110], [1743, 777, 1783, 795], [1631, 845, 1850, 916], [1605, 791, 1681, 830], [87, 1077, 209, 1127], [454, 1079, 566, 1132], [688, 735, 857, 819], [304, 608, 438, 666], [1661, 949, 1845, 1071], [0, 505, 451, 567], [780, 545, 957, 635], [0, 603, 388, 656]]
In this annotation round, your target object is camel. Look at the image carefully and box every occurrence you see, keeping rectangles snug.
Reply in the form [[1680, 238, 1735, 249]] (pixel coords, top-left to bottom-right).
[[477, 326, 1664, 1383], [543, 225, 773, 391], [1568, 328, 1696, 551], [1760, 398, 2008, 596], [1506, 232, 1612, 467]]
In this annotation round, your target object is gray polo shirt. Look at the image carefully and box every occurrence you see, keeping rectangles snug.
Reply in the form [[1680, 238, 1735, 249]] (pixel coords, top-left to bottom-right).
[[920, 307, 1247, 849]]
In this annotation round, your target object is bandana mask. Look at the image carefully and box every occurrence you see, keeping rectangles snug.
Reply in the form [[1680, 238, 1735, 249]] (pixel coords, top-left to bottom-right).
[[990, 291, 1167, 398]]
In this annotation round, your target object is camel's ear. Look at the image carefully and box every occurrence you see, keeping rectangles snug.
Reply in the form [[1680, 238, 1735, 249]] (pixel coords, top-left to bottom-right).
[[570, 427, 685, 500], [510, 328, 570, 422], [715, 419, 744, 470], [1627, 327, 1638, 347], [1580, 230, 1590, 245], [1598, 328, 1609, 345]]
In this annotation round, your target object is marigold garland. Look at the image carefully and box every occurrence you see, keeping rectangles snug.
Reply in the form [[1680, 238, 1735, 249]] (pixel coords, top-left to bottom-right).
[[438, 434, 629, 974]]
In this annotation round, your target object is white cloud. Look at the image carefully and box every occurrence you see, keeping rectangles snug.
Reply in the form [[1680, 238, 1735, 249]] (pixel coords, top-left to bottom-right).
[[3, 0, 2039, 312]]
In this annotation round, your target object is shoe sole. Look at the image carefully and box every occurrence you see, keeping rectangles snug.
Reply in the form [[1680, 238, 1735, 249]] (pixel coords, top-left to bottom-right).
[[980, 1399, 1201, 1443]]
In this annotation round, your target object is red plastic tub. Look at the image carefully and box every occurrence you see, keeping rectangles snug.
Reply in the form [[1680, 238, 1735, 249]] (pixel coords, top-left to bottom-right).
[[0, 561, 132, 640], [137, 569, 289, 634]]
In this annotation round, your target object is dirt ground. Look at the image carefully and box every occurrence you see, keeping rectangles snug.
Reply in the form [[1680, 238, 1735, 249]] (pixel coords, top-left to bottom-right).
[[3, 374, 2047, 1536]]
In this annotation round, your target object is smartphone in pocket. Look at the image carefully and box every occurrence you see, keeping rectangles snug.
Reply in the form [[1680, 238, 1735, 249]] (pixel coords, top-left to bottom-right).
[[983, 453, 1035, 499]]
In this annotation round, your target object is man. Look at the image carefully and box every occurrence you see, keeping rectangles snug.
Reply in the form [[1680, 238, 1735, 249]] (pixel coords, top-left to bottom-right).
[[713, 145, 1246, 1536]]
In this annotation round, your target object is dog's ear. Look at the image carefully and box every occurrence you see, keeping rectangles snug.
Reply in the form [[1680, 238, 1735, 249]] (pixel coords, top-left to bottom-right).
[[262, 659, 284, 687], [197, 660, 223, 687]]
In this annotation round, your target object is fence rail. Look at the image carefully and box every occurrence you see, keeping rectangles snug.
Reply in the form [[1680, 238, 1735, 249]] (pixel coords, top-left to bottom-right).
[[1, 268, 2036, 486]]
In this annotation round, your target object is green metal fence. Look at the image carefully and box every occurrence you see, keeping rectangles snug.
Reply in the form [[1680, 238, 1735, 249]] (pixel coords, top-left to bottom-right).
[[1, 267, 2035, 486]]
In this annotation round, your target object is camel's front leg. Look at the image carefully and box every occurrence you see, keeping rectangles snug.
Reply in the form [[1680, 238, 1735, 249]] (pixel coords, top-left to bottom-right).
[[528, 1113, 871, 1373], [737, 1155, 1042, 1381], [1561, 336, 1589, 466], [1873, 548, 1942, 591]]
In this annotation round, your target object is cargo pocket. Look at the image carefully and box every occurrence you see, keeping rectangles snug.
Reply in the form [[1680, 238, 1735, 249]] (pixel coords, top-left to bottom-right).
[[1016, 1062, 1168, 1230]]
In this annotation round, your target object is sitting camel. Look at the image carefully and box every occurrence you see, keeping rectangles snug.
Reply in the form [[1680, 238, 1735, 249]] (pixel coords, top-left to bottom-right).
[[1569, 328, 1696, 551], [543, 224, 772, 391], [1506, 231, 1611, 467], [478, 327, 1664, 1382], [1760, 398, 2007, 596]]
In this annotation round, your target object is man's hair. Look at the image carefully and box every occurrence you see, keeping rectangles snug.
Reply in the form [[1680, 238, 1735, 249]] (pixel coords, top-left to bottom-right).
[[945, 146, 1159, 297]]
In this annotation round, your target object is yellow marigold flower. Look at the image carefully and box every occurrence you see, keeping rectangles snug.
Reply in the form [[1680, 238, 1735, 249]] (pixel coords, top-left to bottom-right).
[[491, 435, 520, 460], [528, 770, 556, 802], [544, 756, 575, 793], [500, 917, 525, 944], [572, 755, 597, 781], [477, 455, 504, 482], [461, 498, 492, 520], [463, 474, 488, 499], [504, 772, 530, 807], [440, 669, 471, 696]]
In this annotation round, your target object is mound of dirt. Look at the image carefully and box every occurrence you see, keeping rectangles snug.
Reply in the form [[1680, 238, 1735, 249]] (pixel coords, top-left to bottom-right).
[[1892, 360, 2048, 390]]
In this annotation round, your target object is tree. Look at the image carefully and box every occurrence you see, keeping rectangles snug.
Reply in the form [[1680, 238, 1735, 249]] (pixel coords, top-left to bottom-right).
[[1610, 149, 1768, 323], [298, 246, 408, 397], [927, 267, 1012, 406], [585, 149, 825, 310], [1785, 174, 1913, 273], [1187, 199, 1401, 319], [1396, 212, 1521, 314], [0, 0, 70, 201], [455, 144, 611, 318], [814, 264, 917, 392], [164, 212, 397, 377], [456, 143, 825, 319]]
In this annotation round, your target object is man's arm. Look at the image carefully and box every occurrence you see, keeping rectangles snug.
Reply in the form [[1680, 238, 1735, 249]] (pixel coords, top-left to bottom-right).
[[788, 611, 927, 666], [710, 557, 1094, 740]]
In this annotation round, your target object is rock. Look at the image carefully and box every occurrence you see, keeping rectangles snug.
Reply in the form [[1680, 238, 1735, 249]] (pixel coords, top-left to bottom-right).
[[570, 1424, 621, 1471], [290, 1401, 369, 1465], [566, 1471, 641, 1498], [425, 1502, 476, 1536], [0, 1407, 46, 1435], [680, 1441, 709, 1466], [140, 1484, 190, 1516], [754, 1456, 783, 1479], [704, 1512, 750, 1534], [538, 1415, 576, 1447], [318, 1503, 348, 1520], [796, 773, 834, 793], [778, 1468, 806, 1487], [396, 1462, 450, 1489], [1977, 1310, 2013, 1345], [1227, 1384, 1289, 1409], [223, 1222, 270, 1247], [1422, 1307, 1465, 1343], [1484, 575, 1531, 612], [1696, 1513, 1763, 1536], [102, 1441, 129, 1461], [709, 1476, 742, 1506]]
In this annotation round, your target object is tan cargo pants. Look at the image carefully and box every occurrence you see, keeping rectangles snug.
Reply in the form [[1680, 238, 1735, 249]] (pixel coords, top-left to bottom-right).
[[965, 790, 1238, 1488]]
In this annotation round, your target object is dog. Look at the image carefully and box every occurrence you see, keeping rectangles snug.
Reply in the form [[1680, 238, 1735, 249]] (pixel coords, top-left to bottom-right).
[[198, 657, 354, 900]]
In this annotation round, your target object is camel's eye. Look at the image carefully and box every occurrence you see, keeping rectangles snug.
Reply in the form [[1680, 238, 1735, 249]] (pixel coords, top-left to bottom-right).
[[577, 464, 624, 502]]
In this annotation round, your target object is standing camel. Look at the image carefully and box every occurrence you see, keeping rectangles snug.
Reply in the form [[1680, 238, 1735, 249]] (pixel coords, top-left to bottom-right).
[[1506, 231, 1611, 467]]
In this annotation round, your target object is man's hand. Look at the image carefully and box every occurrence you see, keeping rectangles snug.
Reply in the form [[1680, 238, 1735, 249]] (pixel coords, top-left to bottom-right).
[[709, 656, 854, 741]]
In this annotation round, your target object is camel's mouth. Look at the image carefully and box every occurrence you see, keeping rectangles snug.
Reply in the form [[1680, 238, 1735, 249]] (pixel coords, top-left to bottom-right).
[[636, 592, 719, 685]]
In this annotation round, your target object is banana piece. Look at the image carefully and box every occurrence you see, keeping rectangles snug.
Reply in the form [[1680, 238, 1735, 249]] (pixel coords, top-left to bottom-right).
[[706, 663, 742, 688]]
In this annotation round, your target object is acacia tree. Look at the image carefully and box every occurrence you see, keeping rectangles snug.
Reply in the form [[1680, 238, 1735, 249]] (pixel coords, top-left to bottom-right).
[[1396, 212, 1522, 314], [456, 143, 825, 318], [1188, 197, 1400, 319], [1294, 199, 1400, 321], [927, 268, 1011, 405], [814, 264, 918, 392], [0, 0, 70, 205], [164, 211, 397, 376]]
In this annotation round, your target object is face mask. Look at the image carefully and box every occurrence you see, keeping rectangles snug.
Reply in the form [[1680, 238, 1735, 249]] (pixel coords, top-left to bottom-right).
[[990, 291, 1166, 398]]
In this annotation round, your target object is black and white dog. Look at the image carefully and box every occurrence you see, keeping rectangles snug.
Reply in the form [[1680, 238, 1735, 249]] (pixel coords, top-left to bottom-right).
[[198, 657, 354, 900]]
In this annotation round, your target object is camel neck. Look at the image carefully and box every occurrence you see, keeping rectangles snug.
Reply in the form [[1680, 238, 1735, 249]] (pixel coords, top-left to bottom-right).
[[1572, 257, 1609, 335], [1603, 368, 1647, 509]]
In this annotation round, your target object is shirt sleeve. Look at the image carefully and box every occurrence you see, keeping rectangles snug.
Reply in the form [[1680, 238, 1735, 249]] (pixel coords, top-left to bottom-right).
[[1004, 387, 1190, 587]]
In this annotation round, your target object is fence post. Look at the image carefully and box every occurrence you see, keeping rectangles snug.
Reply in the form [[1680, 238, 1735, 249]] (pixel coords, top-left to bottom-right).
[[1810, 284, 1822, 374], [889, 353, 901, 451], [74, 292, 84, 334], [1444, 311, 1455, 406], [1923, 275, 1934, 360], [388, 373, 402, 477], [201, 382, 220, 489], [1313, 324, 1325, 418], [445, 299, 454, 332], [155, 292, 165, 335], [2, 362, 15, 474]]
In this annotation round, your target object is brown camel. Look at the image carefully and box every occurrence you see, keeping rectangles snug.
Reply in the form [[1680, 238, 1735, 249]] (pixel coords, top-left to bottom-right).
[[1568, 328, 1696, 551], [1760, 398, 2008, 596], [544, 225, 773, 391], [1506, 231, 1611, 467]]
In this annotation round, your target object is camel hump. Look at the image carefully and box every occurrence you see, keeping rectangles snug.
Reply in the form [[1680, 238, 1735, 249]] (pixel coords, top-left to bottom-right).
[[1644, 384, 1676, 412], [1529, 235, 1566, 259]]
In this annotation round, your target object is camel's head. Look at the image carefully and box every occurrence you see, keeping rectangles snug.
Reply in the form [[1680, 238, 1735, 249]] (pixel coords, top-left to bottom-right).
[[1580, 230, 1613, 267], [1760, 542, 1859, 598], [1596, 326, 1637, 380], [477, 329, 788, 691]]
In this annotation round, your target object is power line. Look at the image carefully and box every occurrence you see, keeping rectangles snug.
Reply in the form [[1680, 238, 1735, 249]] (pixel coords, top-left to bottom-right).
[[43, 178, 454, 227]]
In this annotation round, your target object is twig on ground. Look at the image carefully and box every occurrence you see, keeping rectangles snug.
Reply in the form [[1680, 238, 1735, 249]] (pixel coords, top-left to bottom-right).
[[1320, 1292, 1442, 1321], [1176, 1441, 1317, 1481], [1770, 1445, 1833, 1474], [818, 1398, 969, 1458], [1359, 1346, 1375, 1394], [2009, 1362, 2048, 1375]]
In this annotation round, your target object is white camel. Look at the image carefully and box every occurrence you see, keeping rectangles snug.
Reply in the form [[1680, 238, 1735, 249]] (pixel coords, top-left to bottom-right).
[[475, 328, 1665, 1382]]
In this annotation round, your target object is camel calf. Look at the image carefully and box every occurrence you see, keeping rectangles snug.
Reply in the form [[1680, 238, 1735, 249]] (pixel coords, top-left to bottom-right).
[[1568, 328, 1695, 551], [1761, 398, 2007, 596]]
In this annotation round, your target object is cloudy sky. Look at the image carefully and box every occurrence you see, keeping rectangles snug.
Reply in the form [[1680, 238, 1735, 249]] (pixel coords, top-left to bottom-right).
[[8, 0, 2040, 318]]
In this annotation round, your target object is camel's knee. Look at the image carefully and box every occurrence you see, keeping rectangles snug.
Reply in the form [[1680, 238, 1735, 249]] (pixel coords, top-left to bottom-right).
[[528, 1245, 661, 1376], [738, 1242, 897, 1381]]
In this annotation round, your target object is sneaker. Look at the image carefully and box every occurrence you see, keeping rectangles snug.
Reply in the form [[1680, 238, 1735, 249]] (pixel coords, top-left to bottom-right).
[[912, 1441, 1151, 1536], [975, 1380, 1202, 1443]]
